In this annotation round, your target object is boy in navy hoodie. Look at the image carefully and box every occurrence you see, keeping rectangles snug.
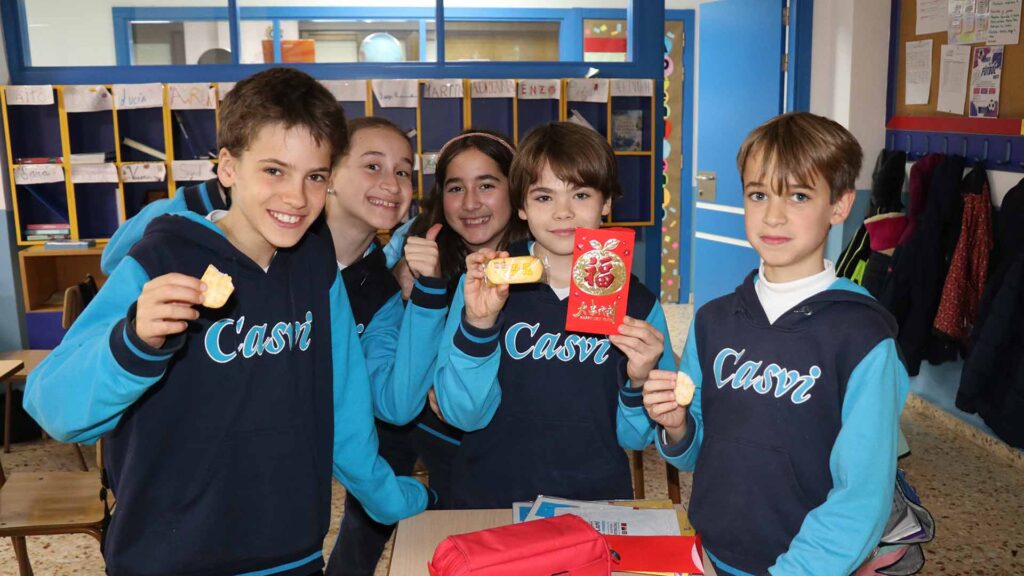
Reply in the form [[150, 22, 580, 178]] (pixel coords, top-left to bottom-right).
[[432, 122, 676, 508], [642, 112, 909, 575], [24, 68, 428, 576]]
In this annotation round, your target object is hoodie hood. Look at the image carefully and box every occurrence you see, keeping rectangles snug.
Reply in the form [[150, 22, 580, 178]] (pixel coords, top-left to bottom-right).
[[734, 270, 899, 336]]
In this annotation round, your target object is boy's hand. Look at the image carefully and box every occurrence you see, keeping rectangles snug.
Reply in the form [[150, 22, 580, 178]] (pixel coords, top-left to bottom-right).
[[463, 249, 509, 330], [643, 370, 688, 443], [608, 316, 665, 387], [392, 258, 415, 301], [405, 223, 443, 279], [134, 273, 204, 350]]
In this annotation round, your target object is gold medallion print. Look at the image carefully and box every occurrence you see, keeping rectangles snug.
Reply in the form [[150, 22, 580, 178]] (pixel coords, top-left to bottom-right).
[[573, 239, 627, 296]]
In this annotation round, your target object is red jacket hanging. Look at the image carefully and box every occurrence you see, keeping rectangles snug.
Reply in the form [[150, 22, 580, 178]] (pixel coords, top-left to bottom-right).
[[933, 166, 993, 343]]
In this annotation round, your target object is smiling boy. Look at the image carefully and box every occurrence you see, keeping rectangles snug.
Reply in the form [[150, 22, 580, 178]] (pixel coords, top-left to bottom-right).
[[24, 68, 428, 576], [642, 112, 910, 575]]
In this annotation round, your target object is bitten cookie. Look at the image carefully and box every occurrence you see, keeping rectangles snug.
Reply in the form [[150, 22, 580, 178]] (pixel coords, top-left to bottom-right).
[[485, 256, 543, 285], [200, 264, 234, 308], [674, 371, 696, 407]]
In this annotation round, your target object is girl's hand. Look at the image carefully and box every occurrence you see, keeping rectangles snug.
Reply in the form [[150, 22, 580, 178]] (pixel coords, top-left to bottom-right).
[[405, 223, 443, 278], [609, 316, 665, 387], [643, 370, 689, 443], [392, 258, 415, 301], [463, 249, 509, 330], [135, 273, 204, 349]]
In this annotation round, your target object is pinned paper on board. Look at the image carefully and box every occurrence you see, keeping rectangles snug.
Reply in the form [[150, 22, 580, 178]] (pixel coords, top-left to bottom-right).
[[172, 160, 217, 182], [567, 78, 610, 103], [937, 44, 971, 114], [71, 163, 119, 184], [14, 164, 64, 185], [63, 85, 114, 112], [905, 40, 933, 105], [423, 79, 464, 99], [5, 85, 54, 106], [321, 80, 368, 102], [611, 79, 654, 98], [114, 83, 164, 110], [518, 79, 561, 100], [372, 79, 418, 108], [421, 152, 439, 176], [470, 79, 515, 99], [120, 162, 167, 183], [168, 83, 217, 110]]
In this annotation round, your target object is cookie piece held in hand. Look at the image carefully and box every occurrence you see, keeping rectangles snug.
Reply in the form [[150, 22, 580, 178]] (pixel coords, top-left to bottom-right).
[[674, 371, 696, 407], [485, 256, 543, 285], [200, 264, 234, 308]]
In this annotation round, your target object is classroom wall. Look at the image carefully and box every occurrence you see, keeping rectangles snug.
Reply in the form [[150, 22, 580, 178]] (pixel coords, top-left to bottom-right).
[[809, 0, 891, 261], [0, 9, 27, 350], [22, 0, 633, 67]]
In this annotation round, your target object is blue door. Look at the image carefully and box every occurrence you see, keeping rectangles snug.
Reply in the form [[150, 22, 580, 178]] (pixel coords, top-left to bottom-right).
[[693, 0, 786, 309]]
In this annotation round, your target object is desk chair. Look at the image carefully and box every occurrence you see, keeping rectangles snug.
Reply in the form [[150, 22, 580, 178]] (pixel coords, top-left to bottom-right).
[[0, 445, 106, 576]]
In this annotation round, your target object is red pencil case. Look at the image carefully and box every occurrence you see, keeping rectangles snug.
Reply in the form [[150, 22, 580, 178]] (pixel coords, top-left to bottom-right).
[[428, 514, 612, 576]]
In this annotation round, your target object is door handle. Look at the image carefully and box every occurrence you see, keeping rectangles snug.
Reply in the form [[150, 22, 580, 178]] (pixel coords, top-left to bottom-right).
[[697, 171, 717, 201]]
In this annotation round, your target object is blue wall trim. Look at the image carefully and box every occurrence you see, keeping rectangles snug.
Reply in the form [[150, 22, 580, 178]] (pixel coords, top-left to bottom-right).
[[694, 207, 745, 240], [788, 0, 813, 112]]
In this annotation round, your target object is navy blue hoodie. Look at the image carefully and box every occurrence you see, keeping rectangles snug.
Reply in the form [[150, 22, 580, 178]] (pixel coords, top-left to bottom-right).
[[25, 212, 427, 576], [658, 272, 909, 575], [433, 241, 674, 508]]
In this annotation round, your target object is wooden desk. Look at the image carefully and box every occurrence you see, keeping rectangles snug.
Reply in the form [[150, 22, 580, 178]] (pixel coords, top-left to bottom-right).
[[1, 350, 50, 453], [389, 509, 717, 576]]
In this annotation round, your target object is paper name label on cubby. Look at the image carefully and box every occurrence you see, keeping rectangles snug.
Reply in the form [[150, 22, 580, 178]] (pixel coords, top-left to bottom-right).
[[172, 160, 216, 182], [471, 80, 515, 99], [114, 83, 164, 110], [120, 163, 167, 183], [71, 163, 119, 184], [64, 85, 113, 112], [14, 164, 64, 184], [5, 85, 54, 106], [218, 83, 236, 101], [611, 79, 654, 98], [421, 152, 439, 175], [372, 80, 419, 108], [567, 78, 610, 103], [518, 79, 561, 100], [169, 84, 216, 110], [321, 80, 367, 102], [423, 79, 464, 99]]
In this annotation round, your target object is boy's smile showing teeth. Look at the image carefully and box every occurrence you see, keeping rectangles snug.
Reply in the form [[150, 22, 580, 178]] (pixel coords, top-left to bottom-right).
[[268, 209, 302, 226]]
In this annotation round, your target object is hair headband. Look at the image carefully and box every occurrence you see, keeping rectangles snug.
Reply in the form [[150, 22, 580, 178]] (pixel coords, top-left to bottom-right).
[[437, 132, 515, 160]]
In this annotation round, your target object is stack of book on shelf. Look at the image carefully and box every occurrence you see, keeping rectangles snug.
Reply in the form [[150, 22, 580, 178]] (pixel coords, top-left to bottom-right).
[[24, 223, 70, 241], [44, 238, 96, 250]]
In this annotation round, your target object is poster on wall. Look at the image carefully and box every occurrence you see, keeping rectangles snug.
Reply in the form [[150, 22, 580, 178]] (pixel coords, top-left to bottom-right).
[[969, 45, 1004, 117], [660, 21, 684, 303], [949, 0, 980, 44]]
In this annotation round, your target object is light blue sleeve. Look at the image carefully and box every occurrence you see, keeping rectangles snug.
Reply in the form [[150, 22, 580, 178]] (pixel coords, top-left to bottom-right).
[[361, 280, 448, 425], [101, 194, 186, 274], [383, 217, 416, 269], [616, 301, 677, 450], [23, 257, 178, 444], [769, 339, 910, 575], [329, 273, 429, 524], [432, 276, 503, 432], [655, 322, 704, 471]]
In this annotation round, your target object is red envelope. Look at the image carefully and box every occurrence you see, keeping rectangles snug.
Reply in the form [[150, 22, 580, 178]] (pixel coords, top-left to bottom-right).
[[566, 227, 636, 335]]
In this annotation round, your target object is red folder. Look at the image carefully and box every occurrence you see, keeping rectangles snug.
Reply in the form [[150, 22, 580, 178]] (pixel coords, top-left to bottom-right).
[[604, 534, 704, 574]]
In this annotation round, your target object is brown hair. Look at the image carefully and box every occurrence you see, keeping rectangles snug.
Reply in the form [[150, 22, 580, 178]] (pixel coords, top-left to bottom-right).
[[218, 67, 347, 160], [736, 112, 863, 203], [509, 122, 622, 212], [334, 116, 412, 167], [409, 128, 528, 278]]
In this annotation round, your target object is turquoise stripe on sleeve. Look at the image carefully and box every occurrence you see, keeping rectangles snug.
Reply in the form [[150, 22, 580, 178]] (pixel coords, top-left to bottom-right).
[[414, 279, 447, 295], [459, 323, 498, 344], [122, 325, 174, 361], [235, 551, 321, 576]]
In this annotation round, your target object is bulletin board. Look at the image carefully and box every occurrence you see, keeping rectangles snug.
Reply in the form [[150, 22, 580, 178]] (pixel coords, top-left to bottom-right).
[[895, 0, 1024, 119]]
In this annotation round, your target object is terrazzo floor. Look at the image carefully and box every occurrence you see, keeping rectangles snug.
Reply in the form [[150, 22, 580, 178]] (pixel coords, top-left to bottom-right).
[[3, 304, 1023, 575]]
